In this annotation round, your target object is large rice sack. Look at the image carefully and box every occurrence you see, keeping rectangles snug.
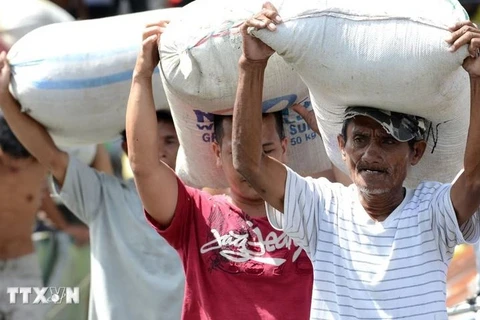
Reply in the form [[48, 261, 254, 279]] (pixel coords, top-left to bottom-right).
[[7, 8, 181, 146], [244, 0, 470, 187], [160, 1, 331, 188], [0, 0, 74, 48]]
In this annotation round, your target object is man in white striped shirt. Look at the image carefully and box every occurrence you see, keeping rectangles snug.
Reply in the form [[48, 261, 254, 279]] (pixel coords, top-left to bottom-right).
[[231, 2, 480, 319]]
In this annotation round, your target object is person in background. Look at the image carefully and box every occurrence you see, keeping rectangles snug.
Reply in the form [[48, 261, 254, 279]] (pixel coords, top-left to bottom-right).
[[36, 143, 113, 320], [0, 50, 184, 320], [0, 116, 85, 320]]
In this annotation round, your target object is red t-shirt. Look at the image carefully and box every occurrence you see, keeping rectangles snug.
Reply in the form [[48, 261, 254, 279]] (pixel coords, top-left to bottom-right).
[[146, 180, 313, 320]]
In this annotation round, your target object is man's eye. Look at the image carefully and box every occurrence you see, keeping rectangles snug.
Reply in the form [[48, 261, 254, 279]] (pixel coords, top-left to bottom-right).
[[383, 138, 396, 145], [166, 139, 177, 145], [264, 149, 274, 154]]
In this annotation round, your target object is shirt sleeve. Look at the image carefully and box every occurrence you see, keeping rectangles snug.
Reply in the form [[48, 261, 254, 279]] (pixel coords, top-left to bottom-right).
[[430, 183, 480, 257], [265, 166, 331, 257], [145, 177, 196, 252], [50, 156, 115, 225]]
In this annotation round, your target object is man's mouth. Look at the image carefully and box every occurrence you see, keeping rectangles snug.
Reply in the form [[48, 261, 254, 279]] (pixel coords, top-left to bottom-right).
[[358, 168, 388, 174]]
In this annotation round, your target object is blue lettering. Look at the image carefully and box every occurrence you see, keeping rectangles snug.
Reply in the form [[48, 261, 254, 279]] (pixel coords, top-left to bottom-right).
[[290, 136, 302, 145], [194, 110, 215, 123], [305, 132, 317, 141], [297, 123, 307, 134], [202, 132, 216, 143], [197, 123, 214, 130], [289, 124, 297, 135]]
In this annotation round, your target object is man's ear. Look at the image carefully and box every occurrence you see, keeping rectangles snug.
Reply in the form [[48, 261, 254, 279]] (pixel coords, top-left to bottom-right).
[[410, 140, 427, 166], [212, 142, 222, 168], [281, 137, 288, 155], [337, 134, 347, 161], [0, 147, 5, 165]]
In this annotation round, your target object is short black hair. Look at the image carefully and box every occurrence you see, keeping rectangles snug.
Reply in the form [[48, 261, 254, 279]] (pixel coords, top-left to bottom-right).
[[213, 111, 285, 145], [121, 110, 174, 142], [341, 117, 418, 149], [0, 116, 31, 159]]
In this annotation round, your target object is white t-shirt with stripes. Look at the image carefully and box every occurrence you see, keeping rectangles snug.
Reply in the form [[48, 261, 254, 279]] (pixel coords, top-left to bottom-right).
[[266, 167, 480, 320]]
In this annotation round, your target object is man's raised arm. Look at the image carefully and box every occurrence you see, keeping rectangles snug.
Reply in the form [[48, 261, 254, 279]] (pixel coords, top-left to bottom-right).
[[125, 22, 178, 227], [232, 3, 287, 212], [448, 21, 480, 225], [0, 51, 69, 186]]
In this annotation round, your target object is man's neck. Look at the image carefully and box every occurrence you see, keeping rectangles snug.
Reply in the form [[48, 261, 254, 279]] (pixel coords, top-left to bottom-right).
[[358, 187, 406, 222], [226, 190, 266, 218]]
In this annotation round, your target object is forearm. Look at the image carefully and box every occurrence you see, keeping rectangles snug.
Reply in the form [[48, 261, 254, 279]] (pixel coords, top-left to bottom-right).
[[0, 95, 65, 171], [232, 57, 268, 176], [464, 77, 480, 186], [125, 75, 160, 175], [452, 77, 480, 225]]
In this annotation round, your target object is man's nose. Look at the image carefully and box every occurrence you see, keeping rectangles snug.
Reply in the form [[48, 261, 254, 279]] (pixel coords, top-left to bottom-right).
[[158, 143, 166, 159], [361, 141, 383, 161]]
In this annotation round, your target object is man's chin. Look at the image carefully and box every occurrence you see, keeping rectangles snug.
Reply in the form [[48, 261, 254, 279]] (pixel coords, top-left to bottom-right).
[[240, 187, 263, 202], [357, 186, 391, 195], [354, 179, 391, 195]]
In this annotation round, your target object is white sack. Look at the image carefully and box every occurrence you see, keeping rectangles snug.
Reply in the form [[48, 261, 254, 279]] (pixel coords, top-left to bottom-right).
[[60, 144, 97, 166], [7, 8, 181, 146], [168, 92, 331, 189], [0, 0, 74, 48], [160, 0, 331, 188], [248, 0, 471, 187]]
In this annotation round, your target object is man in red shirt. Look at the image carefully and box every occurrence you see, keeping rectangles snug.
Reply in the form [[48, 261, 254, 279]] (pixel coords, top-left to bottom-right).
[[126, 22, 313, 319]]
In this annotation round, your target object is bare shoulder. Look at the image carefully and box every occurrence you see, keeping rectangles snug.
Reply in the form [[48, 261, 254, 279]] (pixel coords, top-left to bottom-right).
[[0, 159, 47, 226], [0, 158, 47, 194]]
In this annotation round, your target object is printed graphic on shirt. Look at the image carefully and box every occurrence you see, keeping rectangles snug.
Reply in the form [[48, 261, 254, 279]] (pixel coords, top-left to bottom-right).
[[199, 202, 308, 275]]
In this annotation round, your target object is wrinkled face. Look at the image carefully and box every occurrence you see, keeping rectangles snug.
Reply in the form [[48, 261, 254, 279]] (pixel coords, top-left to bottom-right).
[[213, 115, 287, 201], [156, 121, 179, 170], [338, 116, 426, 195]]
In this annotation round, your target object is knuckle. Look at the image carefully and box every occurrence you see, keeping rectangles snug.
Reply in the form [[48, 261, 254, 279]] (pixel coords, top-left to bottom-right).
[[462, 30, 474, 39], [461, 25, 473, 34]]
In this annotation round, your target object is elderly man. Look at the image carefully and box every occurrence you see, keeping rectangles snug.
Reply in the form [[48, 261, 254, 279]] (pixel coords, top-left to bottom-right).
[[231, 2, 480, 319]]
